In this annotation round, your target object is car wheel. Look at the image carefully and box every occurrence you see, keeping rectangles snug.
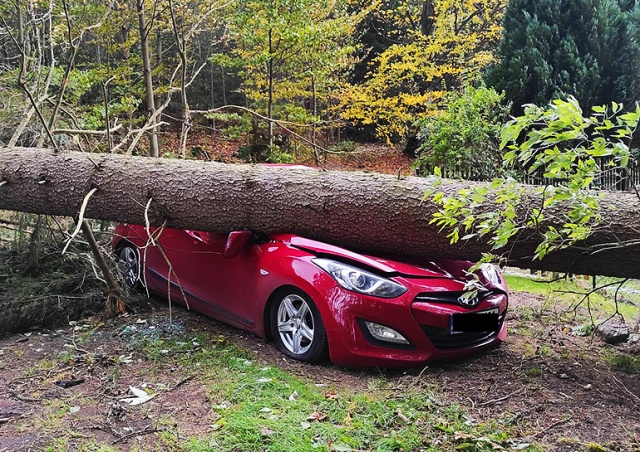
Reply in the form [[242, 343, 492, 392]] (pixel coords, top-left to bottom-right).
[[117, 244, 141, 289], [270, 288, 329, 363]]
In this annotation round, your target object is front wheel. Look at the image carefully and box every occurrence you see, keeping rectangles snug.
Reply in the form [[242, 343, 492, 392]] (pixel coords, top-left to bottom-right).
[[270, 288, 329, 363]]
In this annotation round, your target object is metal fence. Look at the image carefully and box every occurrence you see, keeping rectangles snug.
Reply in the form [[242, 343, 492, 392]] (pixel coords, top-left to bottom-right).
[[425, 158, 640, 192]]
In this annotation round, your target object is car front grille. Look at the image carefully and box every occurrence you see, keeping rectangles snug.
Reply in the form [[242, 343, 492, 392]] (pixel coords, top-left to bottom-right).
[[420, 315, 505, 351], [413, 290, 493, 306]]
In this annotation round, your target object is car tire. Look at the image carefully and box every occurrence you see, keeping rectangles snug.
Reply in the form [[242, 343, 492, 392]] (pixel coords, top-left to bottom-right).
[[117, 243, 141, 289], [270, 288, 329, 363]]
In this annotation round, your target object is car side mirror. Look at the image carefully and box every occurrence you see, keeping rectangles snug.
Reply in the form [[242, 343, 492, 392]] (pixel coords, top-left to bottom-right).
[[223, 230, 252, 258]]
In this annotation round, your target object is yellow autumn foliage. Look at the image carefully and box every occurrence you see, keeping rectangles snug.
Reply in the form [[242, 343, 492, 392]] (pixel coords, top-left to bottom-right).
[[340, 0, 506, 143]]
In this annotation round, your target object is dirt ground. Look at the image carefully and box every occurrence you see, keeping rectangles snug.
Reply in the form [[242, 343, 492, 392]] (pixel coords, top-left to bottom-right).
[[0, 290, 638, 452]]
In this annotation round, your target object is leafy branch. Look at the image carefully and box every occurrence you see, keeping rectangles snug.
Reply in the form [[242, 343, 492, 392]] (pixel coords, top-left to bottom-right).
[[427, 96, 640, 263]]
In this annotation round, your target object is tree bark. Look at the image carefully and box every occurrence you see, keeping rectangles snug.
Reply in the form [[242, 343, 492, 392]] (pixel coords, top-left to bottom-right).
[[168, 0, 190, 157], [420, 0, 435, 36], [136, 0, 160, 158], [0, 148, 639, 279], [267, 29, 274, 150]]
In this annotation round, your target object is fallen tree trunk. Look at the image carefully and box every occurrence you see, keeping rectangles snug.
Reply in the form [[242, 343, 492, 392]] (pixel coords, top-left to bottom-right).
[[1, 148, 639, 278]]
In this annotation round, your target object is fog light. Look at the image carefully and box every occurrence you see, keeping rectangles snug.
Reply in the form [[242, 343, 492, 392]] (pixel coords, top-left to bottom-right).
[[364, 321, 409, 345]]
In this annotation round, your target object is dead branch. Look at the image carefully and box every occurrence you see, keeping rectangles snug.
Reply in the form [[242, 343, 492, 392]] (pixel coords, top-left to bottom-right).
[[52, 124, 123, 136]]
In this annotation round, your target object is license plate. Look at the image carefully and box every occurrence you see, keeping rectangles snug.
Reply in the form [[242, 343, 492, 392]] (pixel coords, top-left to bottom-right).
[[450, 308, 500, 334]]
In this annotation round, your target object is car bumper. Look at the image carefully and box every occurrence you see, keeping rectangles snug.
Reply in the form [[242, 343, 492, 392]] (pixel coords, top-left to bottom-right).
[[317, 284, 508, 368]]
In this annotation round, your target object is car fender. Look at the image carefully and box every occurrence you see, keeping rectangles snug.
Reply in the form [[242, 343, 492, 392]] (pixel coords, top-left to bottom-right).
[[251, 247, 339, 340]]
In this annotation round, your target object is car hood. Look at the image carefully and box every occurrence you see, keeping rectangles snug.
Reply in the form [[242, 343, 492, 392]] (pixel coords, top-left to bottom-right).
[[289, 236, 462, 279]]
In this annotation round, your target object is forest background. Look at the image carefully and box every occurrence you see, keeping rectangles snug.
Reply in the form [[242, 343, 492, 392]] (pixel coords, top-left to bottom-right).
[[2, 0, 639, 174]]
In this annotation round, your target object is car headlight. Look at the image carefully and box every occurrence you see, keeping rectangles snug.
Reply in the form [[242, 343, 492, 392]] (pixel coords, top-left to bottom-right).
[[480, 263, 503, 286], [313, 258, 408, 298]]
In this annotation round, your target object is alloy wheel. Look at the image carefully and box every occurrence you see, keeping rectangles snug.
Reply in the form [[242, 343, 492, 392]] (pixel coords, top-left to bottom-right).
[[276, 294, 315, 355]]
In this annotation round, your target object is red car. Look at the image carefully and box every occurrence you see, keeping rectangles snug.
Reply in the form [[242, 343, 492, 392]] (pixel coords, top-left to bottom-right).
[[113, 225, 508, 367]]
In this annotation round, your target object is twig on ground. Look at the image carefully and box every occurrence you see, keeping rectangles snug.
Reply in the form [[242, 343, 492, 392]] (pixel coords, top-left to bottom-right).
[[478, 388, 524, 406], [10, 392, 41, 403], [612, 375, 640, 405], [111, 425, 164, 445], [531, 415, 573, 438], [170, 375, 195, 392]]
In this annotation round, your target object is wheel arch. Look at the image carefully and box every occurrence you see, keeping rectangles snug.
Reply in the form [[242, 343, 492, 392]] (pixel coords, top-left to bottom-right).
[[263, 285, 298, 342], [113, 238, 136, 252], [264, 284, 330, 363]]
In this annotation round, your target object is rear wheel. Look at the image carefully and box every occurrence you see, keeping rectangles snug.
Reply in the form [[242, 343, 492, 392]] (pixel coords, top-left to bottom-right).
[[270, 288, 329, 363], [117, 244, 141, 289]]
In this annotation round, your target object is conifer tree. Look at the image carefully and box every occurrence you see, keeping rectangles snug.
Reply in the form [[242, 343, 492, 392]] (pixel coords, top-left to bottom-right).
[[486, 0, 640, 113]]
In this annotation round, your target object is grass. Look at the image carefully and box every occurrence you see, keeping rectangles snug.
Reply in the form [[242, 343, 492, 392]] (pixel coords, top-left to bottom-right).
[[504, 272, 639, 326], [19, 399, 69, 435], [29, 323, 539, 451], [132, 332, 540, 452], [605, 351, 640, 373]]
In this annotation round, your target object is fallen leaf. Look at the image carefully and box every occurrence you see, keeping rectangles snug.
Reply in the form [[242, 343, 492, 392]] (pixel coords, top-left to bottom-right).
[[300, 421, 311, 429], [55, 378, 85, 389], [324, 391, 339, 400], [212, 418, 226, 430], [118, 355, 133, 364], [289, 390, 298, 401], [454, 432, 475, 441], [260, 426, 275, 436], [330, 444, 353, 451], [120, 386, 155, 406], [307, 412, 328, 422]]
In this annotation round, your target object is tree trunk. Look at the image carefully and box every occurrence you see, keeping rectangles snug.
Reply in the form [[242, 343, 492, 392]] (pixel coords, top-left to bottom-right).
[[267, 28, 274, 150], [136, 0, 160, 158], [420, 0, 435, 36], [1, 148, 639, 279], [168, 0, 191, 158]]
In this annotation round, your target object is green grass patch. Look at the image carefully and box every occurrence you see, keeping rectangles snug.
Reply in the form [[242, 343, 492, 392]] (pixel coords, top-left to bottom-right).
[[504, 273, 639, 326], [605, 352, 640, 374], [136, 333, 539, 452]]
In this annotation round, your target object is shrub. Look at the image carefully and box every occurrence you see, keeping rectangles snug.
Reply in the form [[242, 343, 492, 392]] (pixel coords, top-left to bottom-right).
[[413, 86, 511, 180]]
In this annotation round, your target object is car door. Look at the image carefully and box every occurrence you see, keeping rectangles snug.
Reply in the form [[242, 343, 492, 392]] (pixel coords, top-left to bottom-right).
[[153, 228, 262, 331]]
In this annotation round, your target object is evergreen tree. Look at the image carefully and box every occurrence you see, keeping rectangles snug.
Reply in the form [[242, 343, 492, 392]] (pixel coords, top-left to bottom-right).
[[486, 0, 640, 113]]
